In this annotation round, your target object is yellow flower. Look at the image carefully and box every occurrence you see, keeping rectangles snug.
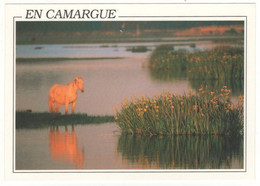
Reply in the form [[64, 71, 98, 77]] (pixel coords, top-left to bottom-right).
[[115, 116, 118, 120], [153, 93, 158, 97], [225, 92, 230, 96], [226, 110, 230, 113], [171, 105, 174, 109], [181, 101, 184, 105], [210, 91, 215, 95]]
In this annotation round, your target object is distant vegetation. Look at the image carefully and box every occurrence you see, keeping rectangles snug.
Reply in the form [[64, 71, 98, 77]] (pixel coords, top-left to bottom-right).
[[148, 45, 244, 94], [16, 111, 115, 129], [149, 46, 243, 81], [17, 21, 243, 33], [16, 21, 243, 44], [126, 46, 149, 53]]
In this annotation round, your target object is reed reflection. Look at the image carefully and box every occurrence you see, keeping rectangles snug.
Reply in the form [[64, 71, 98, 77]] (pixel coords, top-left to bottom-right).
[[49, 125, 84, 169], [117, 134, 243, 169]]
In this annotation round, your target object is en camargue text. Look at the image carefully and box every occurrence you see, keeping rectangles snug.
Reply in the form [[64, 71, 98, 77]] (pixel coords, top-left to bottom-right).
[[25, 9, 117, 19]]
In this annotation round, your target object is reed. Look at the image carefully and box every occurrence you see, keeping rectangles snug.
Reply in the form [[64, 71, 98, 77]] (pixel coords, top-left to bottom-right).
[[148, 45, 244, 81], [115, 87, 244, 136]]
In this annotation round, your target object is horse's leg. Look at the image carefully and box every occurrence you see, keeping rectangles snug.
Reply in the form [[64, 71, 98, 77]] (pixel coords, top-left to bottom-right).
[[56, 103, 61, 113], [72, 101, 76, 114], [65, 102, 69, 114], [48, 96, 55, 113]]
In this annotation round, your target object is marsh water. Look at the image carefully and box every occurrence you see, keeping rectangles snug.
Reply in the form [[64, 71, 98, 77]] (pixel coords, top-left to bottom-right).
[[16, 123, 243, 170], [16, 38, 244, 170]]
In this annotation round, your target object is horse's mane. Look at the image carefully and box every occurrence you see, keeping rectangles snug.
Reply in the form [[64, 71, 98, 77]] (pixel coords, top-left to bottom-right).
[[67, 80, 76, 86], [67, 77, 82, 86]]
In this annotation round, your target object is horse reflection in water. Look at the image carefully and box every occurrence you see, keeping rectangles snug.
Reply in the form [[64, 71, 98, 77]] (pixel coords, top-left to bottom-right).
[[49, 125, 84, 169]]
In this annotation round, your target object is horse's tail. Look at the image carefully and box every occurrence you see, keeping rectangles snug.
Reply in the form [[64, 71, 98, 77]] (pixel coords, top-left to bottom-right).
[[48, 89, 55, 113], [49, 96, 55, 113]]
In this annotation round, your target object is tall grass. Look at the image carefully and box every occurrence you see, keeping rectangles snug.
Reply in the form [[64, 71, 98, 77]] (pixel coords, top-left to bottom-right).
[[115, 87, 244, 136], [189, 78, 244, 96], [149, 45, 244, 81]]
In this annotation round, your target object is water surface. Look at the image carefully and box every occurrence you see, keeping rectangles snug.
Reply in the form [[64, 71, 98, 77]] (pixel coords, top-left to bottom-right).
[[16, 123, 243, 170], [16, 41, 242, 115]]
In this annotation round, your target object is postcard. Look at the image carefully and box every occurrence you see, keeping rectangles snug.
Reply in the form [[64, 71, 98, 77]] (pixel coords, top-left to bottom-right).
[[4, 2, 256, 181]]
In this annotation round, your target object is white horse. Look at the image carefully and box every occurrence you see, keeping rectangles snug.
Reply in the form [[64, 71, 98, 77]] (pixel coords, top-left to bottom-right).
[[48, 76, 84, 114]]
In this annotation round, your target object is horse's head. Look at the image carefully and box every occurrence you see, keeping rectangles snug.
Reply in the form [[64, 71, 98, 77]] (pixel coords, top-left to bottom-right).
[[75, 76, 84, 92]]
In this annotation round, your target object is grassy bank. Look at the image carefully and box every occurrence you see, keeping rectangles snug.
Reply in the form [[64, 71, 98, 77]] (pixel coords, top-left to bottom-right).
[[115, 87, 243, 136], [16, 111, 115, 129], [149, 45, 244, 81]]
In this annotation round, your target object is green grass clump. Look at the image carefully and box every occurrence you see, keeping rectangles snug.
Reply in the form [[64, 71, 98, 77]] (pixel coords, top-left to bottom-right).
[[16, 111, 115, 129], [149, 45, 244, 81], [115, 87, 243, 136], [126, 46, 149, 53]]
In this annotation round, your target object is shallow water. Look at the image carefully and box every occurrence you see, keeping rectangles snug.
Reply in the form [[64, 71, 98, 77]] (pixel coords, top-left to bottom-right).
[[16, 41, 242, 115], [15, 123, 243, 170]]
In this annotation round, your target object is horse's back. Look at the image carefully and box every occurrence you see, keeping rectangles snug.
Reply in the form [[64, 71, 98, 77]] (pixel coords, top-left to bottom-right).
[[49, 84, 67, 103], [49, 83, 78, 104], [49, 84, 64, 95]]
